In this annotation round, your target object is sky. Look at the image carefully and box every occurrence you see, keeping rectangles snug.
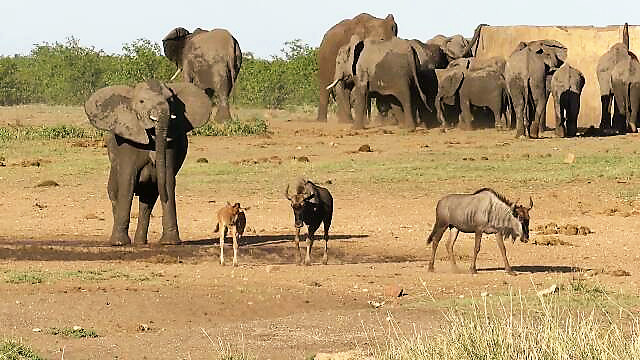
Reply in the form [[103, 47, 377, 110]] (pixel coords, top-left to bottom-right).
[[0, 0, 636, 58]]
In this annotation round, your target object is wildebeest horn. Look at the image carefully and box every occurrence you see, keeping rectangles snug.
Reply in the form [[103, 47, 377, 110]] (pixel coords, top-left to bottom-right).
[[528, 196, 533, 210], [170, 68, 182, 81], [284, 184, 292, 200], [326, 79, 340, 90]]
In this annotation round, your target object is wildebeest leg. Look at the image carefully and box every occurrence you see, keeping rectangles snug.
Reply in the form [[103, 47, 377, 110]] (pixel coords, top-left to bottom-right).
[[232, 229, 239, 267], [446, 228, 460, 272], [219, 226, 226, 266], [322, 222, 330, 265], [470, 232, 482, 274], [495, 233, 515, 275], [305, 224, 320, 266], [427, 223, 447, 272], [294, 227, 302, 265]]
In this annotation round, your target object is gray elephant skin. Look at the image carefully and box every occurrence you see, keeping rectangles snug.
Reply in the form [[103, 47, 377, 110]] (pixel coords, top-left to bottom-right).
[[611, 54, 640, 133], [550, 64, 585, 137], [316, 13, 397, 123], [163, 27, 242, 123], [327, 36, 428, 131], [597, 23, 631, 132], [505, 40, 567, 138], [85, 80, 212, 246]]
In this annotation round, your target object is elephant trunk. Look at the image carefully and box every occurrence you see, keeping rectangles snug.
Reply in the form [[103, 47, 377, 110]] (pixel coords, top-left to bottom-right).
[[461, 24, 485, 58], [623, 23, 630, 50], [155, 113, 170, 203]]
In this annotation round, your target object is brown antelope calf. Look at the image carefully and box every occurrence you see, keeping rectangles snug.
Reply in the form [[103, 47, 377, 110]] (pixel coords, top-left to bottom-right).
[[214, 202, 247, 266]]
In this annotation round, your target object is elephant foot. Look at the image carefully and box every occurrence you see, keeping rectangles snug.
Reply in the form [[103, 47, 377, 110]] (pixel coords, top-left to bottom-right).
[[352, 123, 365, 130], [304, 257, 312, 266], [555, 126, 566, 138], [214, 107, 232, 124], [110, 233, 132, 247], [458, 122, 473, 131], [133, 239, 149, 247], [158, 231, 181, 245], [337, 115, 354, 124]]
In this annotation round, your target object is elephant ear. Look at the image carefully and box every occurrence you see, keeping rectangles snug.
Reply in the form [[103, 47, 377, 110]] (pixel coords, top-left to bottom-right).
[[167, 82, 212, 131], [438, 68, 465, 98], [85, 86, 151, 144], [162, 27, 190, 65]]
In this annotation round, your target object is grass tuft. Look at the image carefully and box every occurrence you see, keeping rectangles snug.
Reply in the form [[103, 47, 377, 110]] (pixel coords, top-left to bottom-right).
[[0, 340, 44, 360], [190, 117, 269, 137], [48, 327, 99, 338], [0, 125, 104, 142], [4, 271, 44, 284]]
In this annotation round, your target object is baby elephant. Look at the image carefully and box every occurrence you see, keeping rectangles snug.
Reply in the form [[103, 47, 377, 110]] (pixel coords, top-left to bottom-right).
[[214, 202, 247, 266], [551, 64, 585, 137]]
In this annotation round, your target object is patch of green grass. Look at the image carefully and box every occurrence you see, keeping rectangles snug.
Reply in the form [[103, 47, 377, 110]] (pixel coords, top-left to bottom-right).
[[48, 327, 99, 338], [0, 340, 44, 360], [1, 268, 162, 284], [0, 125, 104, 142], [190, 117, 269, 137], [4, 271, 45, 284]]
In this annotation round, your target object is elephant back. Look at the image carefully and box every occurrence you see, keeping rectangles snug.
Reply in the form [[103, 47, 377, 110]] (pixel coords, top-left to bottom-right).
[[167, 82, 213, 131]]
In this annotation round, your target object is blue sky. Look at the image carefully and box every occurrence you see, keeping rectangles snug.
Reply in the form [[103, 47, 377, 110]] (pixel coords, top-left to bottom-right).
[[0, 1, 634, 58]]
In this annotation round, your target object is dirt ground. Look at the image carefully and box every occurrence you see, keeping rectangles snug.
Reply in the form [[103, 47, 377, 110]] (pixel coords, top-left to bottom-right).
[[1, 107, 640, 359]]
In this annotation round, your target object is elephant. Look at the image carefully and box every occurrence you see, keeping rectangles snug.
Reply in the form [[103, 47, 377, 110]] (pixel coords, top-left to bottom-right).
[[597, 23, 631, 132], [316, 13, 398, 123], [611, 54, 640, 133], [162, 27, 242, 123], [550, 64, 585, 137], [426, 24, 486, 62], [505, 40, 567, 138], [85, 80, 212, 246], [434, 67, 509, 129], [326, 36, 428, 131]]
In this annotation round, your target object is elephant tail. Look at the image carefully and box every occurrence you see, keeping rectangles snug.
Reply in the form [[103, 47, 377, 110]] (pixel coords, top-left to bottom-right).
[[409, 46, 432, 112], [524, 77, 531, 129], [214, 222, 220, 233]]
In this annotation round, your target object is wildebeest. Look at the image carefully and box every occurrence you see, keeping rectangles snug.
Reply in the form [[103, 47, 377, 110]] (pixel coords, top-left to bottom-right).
[[214, 202, 248, 266], [284, 179, 333, 265], [426, 188, 532, 275]]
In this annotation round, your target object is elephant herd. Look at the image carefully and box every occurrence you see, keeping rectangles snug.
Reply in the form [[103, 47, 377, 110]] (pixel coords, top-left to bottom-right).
[[318, 15, 639, 139], [82, 16, 640, 252]]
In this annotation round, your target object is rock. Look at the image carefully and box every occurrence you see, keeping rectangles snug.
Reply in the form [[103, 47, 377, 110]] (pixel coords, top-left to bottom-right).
[[72, 325, 83, 331], [577, 226, 591, 235], [383, 284, 404, 298], [367, 300, 385, 309], [136, 323, 151, 332], [608, 269, 631, 277], [358, 144, 372, 152], [536, 284, 558, 296], [533, 236, 570, 246], [32, 328, 42, 332], [36, 180, 59, 187], [560, 224, 579, 236], [21, 159, 41, 167], [481, 156, 489, 160], [196, 157, 209, 163], [314, 350, 372, 360], [296, 156, 310, 163]]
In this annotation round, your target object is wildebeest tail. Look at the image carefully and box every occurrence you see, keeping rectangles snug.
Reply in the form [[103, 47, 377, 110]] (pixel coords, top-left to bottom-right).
[[214, 222, 219, 233]]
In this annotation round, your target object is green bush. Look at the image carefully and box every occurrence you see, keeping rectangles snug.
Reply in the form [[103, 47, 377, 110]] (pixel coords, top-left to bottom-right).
[[0, 125, 105, 142], [191, 117, 269, 136], [0, 340, 44, 360]]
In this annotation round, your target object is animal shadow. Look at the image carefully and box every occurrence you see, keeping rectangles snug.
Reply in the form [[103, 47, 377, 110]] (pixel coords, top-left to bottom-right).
[[480, 265, 584, 274], [185, 233, 369, 246]]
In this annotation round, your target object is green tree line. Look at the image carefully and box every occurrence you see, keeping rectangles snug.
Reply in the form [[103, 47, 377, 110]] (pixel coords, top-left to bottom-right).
[[0, 38, 318, 108]]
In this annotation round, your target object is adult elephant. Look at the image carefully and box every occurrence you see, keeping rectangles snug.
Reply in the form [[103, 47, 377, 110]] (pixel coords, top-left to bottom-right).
[[162, 27, 242, 123], [611, 54, 640, 133], [597, 23, 631, 132], [326, 36, 428, 131], [316, 13, 398, 123], [85, 80, 212, 246], [505, 40, 567, 138], [426, 25, 486, 62], [550, 64, 585, 137]]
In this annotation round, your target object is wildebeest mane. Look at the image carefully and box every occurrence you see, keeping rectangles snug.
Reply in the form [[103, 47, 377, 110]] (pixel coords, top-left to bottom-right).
[[473, 188, 512, 206]]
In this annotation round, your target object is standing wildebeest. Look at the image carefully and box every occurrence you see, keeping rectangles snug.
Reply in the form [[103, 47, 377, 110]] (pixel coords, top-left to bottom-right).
[[426, 188, 532, 275], [214, 202, 247, 266], [285, 179, 333, 265]]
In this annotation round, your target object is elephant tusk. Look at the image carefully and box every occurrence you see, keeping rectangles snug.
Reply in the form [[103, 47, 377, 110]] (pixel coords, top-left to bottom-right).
[[326, 79, 340, 90], [170, 68, 182, 81], [149, 115, 158, 121], [170, 115, 176, 119]]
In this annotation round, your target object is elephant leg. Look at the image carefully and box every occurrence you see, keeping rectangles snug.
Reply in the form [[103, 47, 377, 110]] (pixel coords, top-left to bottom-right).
[[111, 167, 136, 246], [398, 87, 416, 131], [600, 94, 612, 129], [529, 83, 547, 138], [435, 95, 448, 128], [629, 84, 640, 133], [459, 97, 473, 130], [317, 85, 330, 122], [554, 92, 566, 138], [509, 82, 526, 138], [566, 92, 579, 137], [158, 151, 181, 245], [214, 78, 232, 123], [133, 187, 158, 246], [612, 97, 627, 133], [335, 82, 353, 123], [351, 86, 368, 130]]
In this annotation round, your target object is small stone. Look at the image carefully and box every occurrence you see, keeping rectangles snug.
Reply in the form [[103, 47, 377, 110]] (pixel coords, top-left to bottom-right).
[[367, 300, 385, 309], [564, 153, 575, 164], [32, 328, 42, 332], [72, 326, 83, 331], [358, 144, 373, 152], [136, 323, 150, 332], [196, 157, 208, 163], [296, 156, 310, 163], [36, 180, 59, 187]]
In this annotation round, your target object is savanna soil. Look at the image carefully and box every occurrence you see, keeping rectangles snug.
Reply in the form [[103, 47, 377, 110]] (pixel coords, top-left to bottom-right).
[[1, 106, 640, 359]]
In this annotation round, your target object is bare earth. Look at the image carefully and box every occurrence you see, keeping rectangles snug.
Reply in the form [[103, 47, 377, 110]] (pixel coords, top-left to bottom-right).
[[1, 107, 640, 359]]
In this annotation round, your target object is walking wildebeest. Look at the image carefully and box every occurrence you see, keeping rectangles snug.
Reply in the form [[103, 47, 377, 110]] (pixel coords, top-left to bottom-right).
[[214, 202, 247, 266], [426, 188, 532, 275], [284, 179, 333, 265]]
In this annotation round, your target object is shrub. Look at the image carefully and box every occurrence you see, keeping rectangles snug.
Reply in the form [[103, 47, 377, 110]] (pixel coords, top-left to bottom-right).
[[0, 340, 44, 360], [191, 117, 269, 137]]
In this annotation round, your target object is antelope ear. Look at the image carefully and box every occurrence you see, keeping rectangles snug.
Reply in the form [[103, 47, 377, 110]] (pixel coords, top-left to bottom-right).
[[528, 197, 534, 210], [84, 86, 150, 144], [167, 82, 212, 131]]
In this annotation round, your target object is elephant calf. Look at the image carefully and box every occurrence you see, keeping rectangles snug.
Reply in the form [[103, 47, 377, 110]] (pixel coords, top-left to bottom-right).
[[550, 64, 585, 137]]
